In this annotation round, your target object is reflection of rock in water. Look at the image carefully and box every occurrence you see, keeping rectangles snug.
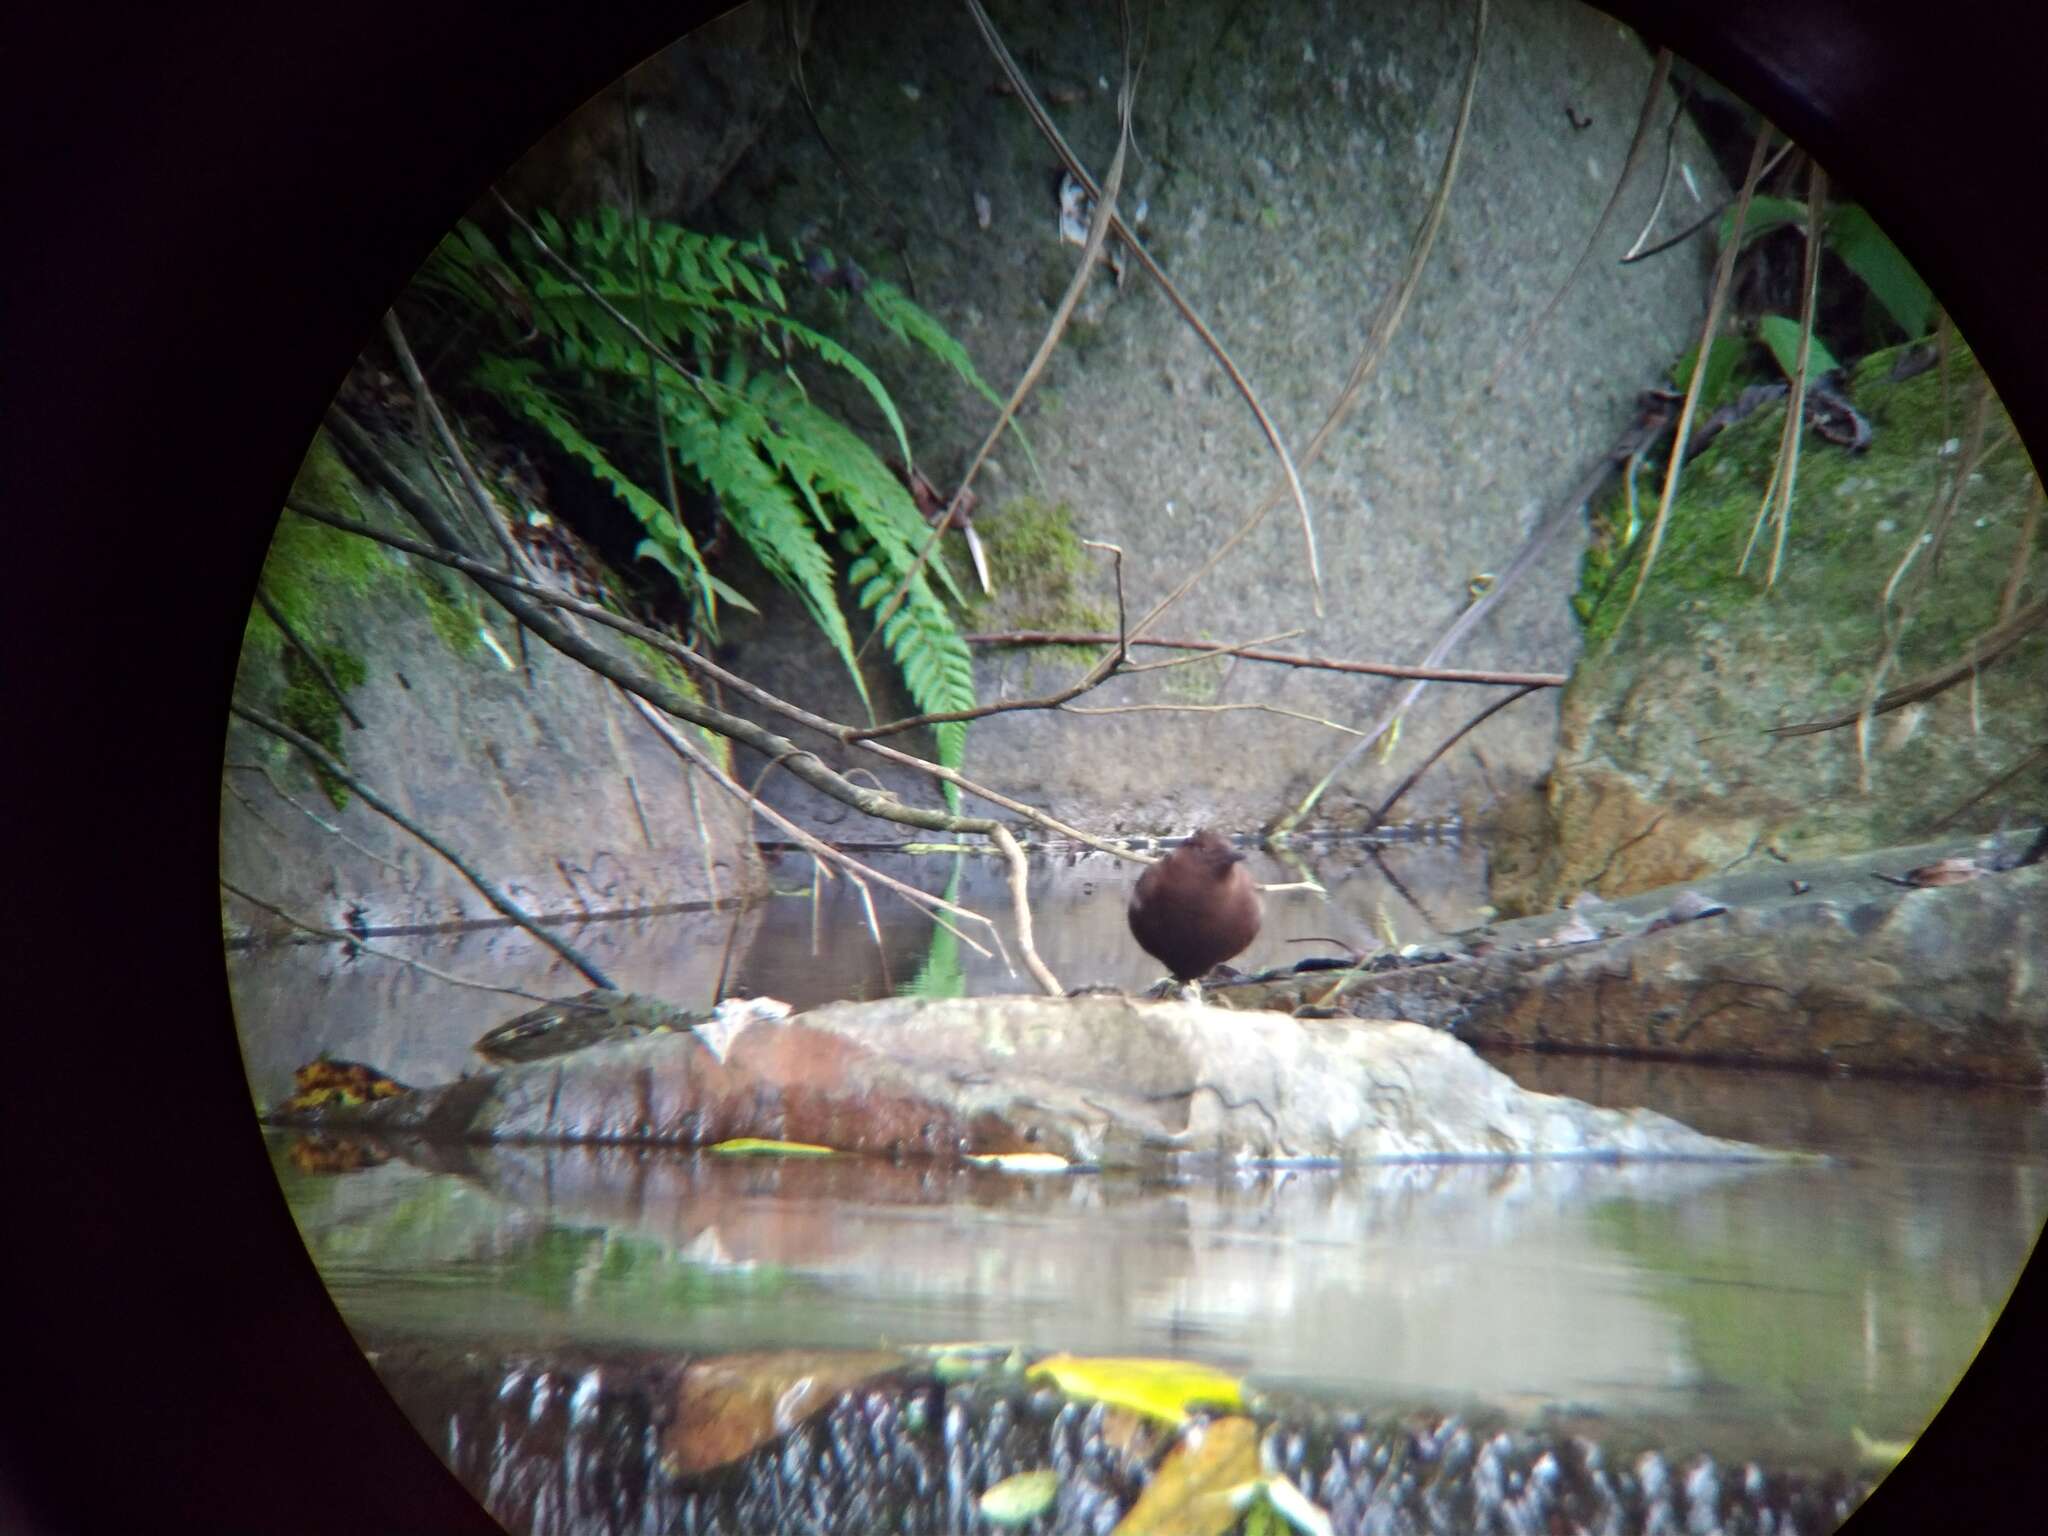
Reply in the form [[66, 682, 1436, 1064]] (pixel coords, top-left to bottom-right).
[[366, 1340, 1874, 1536]]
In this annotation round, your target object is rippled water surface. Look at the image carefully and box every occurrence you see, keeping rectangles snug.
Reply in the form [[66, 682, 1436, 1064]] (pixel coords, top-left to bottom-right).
[[235, 845, 2047, 1473]]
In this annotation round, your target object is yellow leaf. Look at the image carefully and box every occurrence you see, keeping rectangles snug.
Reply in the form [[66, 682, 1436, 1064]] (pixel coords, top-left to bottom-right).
[[707, 1137, 836, 1157], [1110, 1416, 1261, 1536], [1028, 1355, 1246, 1424], [980, 1468, 1059, 1525]]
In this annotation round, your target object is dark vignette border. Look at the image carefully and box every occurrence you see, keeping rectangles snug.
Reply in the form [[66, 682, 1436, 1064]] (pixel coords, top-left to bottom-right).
[[6, 2, 2041, 1532]]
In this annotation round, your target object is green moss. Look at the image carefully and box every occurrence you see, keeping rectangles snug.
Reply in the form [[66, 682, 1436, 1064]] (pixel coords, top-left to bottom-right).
[[624, 634, 733, 773], [419, 572, 483, 657], [279, 645, 368, 808], [1573, 338, 2030, 669], [962, 497, 1117, 678], [246, 435, 394, 667]]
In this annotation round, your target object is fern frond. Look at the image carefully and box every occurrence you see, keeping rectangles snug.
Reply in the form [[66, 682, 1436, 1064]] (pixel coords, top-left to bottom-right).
[[863, 279, 1043, 487], [470, 356, 741, 628], [666, 400, 875, 720]]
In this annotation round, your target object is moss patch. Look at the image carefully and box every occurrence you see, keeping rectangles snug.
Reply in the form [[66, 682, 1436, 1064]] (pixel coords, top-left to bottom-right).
[[623, 633, 733, 773], [1573, 339, 2037, 674], [961, 496, 1117, 680], [279, 645, 368, 808]]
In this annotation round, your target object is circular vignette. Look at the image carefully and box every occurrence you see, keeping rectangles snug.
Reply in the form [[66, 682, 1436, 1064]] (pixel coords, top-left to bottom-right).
[[10, 2, 2042, 1534]]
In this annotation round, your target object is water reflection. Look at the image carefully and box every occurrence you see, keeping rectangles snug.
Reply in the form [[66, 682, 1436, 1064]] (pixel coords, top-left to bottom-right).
[[276, 1063, 2043, 1468]]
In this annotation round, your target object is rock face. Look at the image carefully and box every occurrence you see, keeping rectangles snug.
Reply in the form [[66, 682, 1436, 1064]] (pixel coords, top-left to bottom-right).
[[1231, 831, 2048, 1083], [279, 992, 1772, 1166], [564, 0, 1726, 835], [1492, 342, 2047, 914], [220, 427, 766, 941]]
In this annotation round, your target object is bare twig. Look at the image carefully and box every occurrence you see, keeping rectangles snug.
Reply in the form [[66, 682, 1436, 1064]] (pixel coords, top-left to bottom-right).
[[383, 313, 534, 577], [1110, 0, 1487, 652], [858, 12, 1139, 660], [1363, 684, 1541, 832], [990, 822, 1062, 995], [967, 632, 1566, 687], [229, 703, 617, 989], [1613, 124, 1776, 640], [2002, 476, 2043, 624], [964, 0, 1323, 609], [1272, 436, 1619, 833], [624, 689, 1006, 964], [1738, 164, 1826, 586], [220, 879, 560, 1003], [1771, 592, 2048, 739], [1120, 629, 1302, 676], [1059, 701, 1368, 735], [253, 585, 366, 729], [224, 760, 405, 872], [1079, 540, 1129, 665], [1851, 371, 2000, 787], [1929, 742, 2048, 831], [1487, 47, 1671, 393]]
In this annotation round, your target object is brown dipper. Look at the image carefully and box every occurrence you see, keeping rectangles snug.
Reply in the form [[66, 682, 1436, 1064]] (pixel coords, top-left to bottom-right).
[[1127, 829, 1264, 983]]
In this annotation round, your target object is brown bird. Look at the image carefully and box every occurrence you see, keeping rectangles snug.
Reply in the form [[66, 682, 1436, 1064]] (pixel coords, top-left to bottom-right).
[[1127, 829, 1264, 986]]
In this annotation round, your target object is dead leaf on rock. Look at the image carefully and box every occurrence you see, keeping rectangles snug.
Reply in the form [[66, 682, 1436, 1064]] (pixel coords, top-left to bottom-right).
[[659, 1349, 907, 1477], [1110, 1415, 1261, 1536]]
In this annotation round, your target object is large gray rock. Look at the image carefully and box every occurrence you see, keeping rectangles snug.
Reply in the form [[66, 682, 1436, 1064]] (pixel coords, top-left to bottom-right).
[[220, 427, 766, 941], [1228, 830, 2048, 1083], [618, 0, 1722, 834], [275, 992, 1775, 1166]]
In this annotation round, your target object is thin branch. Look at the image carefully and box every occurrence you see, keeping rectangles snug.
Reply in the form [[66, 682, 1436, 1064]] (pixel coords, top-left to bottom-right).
[[1079, 540, 1129, 666], [1770, 591, 2048, 739], [1272, 433, 1623, 833], [252, 585, 366, 729], [224, 760, 405, 872], [1850, 370, 1999, 787], [1487, 46, 1670, 393], [220, 879, 559, 1004], [858, 11, 1140, 660], [623, 688, 1005, 964], [1363, 684, 1541, 832], [383, 313, 534, 577], [966, 632, 1566, 687], [1619, 138, 1796, 265], [1119, 629, 1303, 676], [292, 452, 1137, 861], [1929, 742, 2048, 831], [964, 0, 1323, 610], [990, 822, 1062, 995], [1613, 124, 1776, 640], [2001, 476, 2043, 624], [229, 703, 617, 989], [1738, 164, 1825, 585], [491, 190, 716, 407], [1060, 700, 1367, 735]]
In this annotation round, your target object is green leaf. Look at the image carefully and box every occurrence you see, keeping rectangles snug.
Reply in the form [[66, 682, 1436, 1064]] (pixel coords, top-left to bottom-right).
[[1719, 194, 1807, 250], [1756, 312, 1840, 381], [1826, 204, 1934, 339], [978, 1470, 1059, 1526], [1670, 334, 1749, 412]]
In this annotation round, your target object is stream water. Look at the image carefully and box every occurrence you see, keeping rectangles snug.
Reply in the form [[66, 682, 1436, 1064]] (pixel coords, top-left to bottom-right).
[[231, 841, 2047, 1500]]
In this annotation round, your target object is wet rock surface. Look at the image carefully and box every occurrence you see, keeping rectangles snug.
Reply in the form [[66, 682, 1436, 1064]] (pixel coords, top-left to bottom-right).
[[367, 1340, 1875, 1536], [268, 992, 1773, 1166], [1492, 343, 2045, 911], [1222, 829, 2048, 1083]]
